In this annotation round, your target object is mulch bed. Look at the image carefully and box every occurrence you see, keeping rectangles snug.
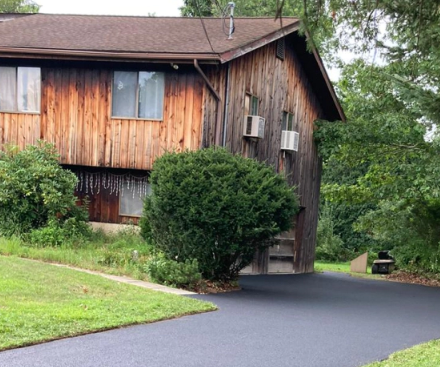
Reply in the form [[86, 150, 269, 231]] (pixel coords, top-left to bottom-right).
[[385, 271, 440, 288]]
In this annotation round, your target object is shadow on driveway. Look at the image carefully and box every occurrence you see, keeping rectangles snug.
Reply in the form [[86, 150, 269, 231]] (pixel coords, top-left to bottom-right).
[[2, 272, 440, 367]]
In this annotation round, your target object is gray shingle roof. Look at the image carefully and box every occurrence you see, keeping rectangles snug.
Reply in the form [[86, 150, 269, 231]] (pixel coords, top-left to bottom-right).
[[0, 14, 299, 58]]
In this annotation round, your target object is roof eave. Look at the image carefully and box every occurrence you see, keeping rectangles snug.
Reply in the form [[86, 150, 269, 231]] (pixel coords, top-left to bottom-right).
[[306, 34, 346, 122], [0, 47, 221, 64]]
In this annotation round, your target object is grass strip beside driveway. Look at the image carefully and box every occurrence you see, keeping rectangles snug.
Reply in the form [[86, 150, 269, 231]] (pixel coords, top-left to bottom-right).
[[364, 339, 440, 367], [0, 256, 216, 351]]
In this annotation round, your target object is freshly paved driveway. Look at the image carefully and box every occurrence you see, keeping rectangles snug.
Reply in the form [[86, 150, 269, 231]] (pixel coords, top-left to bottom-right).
[[2, 272, 440, 367]]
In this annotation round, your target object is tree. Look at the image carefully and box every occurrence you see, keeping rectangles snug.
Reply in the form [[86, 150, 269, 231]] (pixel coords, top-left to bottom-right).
[[181, 0, 299, 17], [140, 148, 299, 281], [315, 60, 440, 272], [0, 0, 40, 13]]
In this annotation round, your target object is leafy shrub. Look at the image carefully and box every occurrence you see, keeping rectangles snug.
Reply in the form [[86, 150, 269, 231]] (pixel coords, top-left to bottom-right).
[[27, 221, 67, 247], [0, 142, 88, 236], [316, 204, 351, 262], [140, 147, 299, 281], [145, 255, 201, 289], [27, 217, 92, 247]]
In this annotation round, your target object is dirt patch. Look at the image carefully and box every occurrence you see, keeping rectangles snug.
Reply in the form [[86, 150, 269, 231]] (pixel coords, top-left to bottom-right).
[[190, 280, 241, 294], [385, 271, 440, 287]]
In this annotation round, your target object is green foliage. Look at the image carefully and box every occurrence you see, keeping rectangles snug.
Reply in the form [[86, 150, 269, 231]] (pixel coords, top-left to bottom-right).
[[0, 0, 39, 13], [356, 200, 440, 273], [141, 147, 299, 281], [27, 220, 68, 247], [316, 61, 440, 274], [181, 0, 299, 17], [145, 255, 202, 289], [0, 142, 88, 236], [316, 204, 350, 262], [0, 228, 152, 281], [180, 0, 333, 50]]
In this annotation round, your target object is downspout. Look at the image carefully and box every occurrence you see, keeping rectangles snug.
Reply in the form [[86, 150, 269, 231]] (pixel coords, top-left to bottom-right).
[[194, 59, 222, 146], [222, 63, 231, 147]]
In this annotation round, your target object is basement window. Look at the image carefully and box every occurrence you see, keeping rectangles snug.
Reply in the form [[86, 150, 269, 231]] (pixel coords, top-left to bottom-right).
[[119, 180, 152, 217], [112, 71, 165, 120], [0, 66, 41, 113]]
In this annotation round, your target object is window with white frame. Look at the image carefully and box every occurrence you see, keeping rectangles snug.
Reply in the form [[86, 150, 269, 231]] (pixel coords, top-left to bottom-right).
[[0, 67, 41, 113], [119, 179, 152, 217], [112, 71, 165, 120]]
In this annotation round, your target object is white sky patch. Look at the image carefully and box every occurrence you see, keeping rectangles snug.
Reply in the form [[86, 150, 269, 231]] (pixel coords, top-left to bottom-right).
[[37, 0, 184, 16]]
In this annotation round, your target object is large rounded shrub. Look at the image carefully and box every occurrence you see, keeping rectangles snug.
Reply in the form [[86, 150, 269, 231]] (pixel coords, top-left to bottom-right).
[[0, 142, 87, 236], [140, 147, 299, 281]]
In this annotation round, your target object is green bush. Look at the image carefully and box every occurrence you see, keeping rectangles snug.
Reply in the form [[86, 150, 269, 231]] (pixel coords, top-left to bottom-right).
[[140, 147, 299, 281], [0, 142, 88, 236], [27, 220, 67, 247], [144, 255, 201, 289], [27, 218, 92, 248], [316, 204, 351, 262]]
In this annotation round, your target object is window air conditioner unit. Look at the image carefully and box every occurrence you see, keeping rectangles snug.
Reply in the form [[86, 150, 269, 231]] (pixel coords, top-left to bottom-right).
[[243, 115, 265, 139], [281, 130, 299, 151]]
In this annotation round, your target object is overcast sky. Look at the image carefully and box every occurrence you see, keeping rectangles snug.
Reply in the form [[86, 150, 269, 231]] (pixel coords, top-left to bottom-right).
[[37, 0, 184, 16]]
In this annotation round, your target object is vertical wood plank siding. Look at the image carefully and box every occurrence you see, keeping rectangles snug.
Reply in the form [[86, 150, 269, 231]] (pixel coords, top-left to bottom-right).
[[0, 68, 204, 170], [203, 41, 324, 274]]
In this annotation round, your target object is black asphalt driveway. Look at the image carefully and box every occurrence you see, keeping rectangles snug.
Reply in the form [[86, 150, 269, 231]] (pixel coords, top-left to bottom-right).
[[2, 272, 440, 367]]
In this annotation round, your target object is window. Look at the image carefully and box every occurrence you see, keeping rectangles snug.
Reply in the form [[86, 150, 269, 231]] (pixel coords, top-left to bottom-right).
[[245, 93, 259, 116], [282, 111, 294, 131], [119, 179, 152, 217], [0, 67, 41, 113], [112, 71, 165, 120]]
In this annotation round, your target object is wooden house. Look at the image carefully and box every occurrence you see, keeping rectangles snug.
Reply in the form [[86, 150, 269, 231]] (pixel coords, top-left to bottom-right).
[[0, 14, 344, 274]]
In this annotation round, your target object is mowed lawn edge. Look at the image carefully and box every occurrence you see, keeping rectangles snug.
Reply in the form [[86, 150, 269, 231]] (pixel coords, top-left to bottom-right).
[[0, 256, 216, 351], [363, 339, 440, 367]]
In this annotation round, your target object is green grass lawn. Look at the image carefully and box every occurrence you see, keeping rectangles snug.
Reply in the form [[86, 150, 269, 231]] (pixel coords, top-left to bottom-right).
[[314, 261, 352, 273], [0, 231, 152, 281], [0, 256, 216, 351], [363, 339, 440, 367], [314, 261, 385, 281]]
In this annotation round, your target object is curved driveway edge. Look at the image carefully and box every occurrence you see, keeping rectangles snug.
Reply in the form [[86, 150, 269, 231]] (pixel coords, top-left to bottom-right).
[[1, 272, 440, 367]]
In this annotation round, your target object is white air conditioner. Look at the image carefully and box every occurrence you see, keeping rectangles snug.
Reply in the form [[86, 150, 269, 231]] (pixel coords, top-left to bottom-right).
[[281, 130, 299, 151], [243, 115, 265, 139]]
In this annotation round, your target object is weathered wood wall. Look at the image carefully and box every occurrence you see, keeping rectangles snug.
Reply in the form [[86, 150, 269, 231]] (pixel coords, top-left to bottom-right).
[[203, 37, 325, 274], [0, 66, 204, 170], [0, 113, 40, 149]]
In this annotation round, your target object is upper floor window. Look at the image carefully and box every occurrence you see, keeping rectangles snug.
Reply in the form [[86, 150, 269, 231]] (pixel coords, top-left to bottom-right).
[[282, 111, 294, 131], [0, 67, 41, 113], [245, 93, 259, 116], [112, 71, 165, 120]]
